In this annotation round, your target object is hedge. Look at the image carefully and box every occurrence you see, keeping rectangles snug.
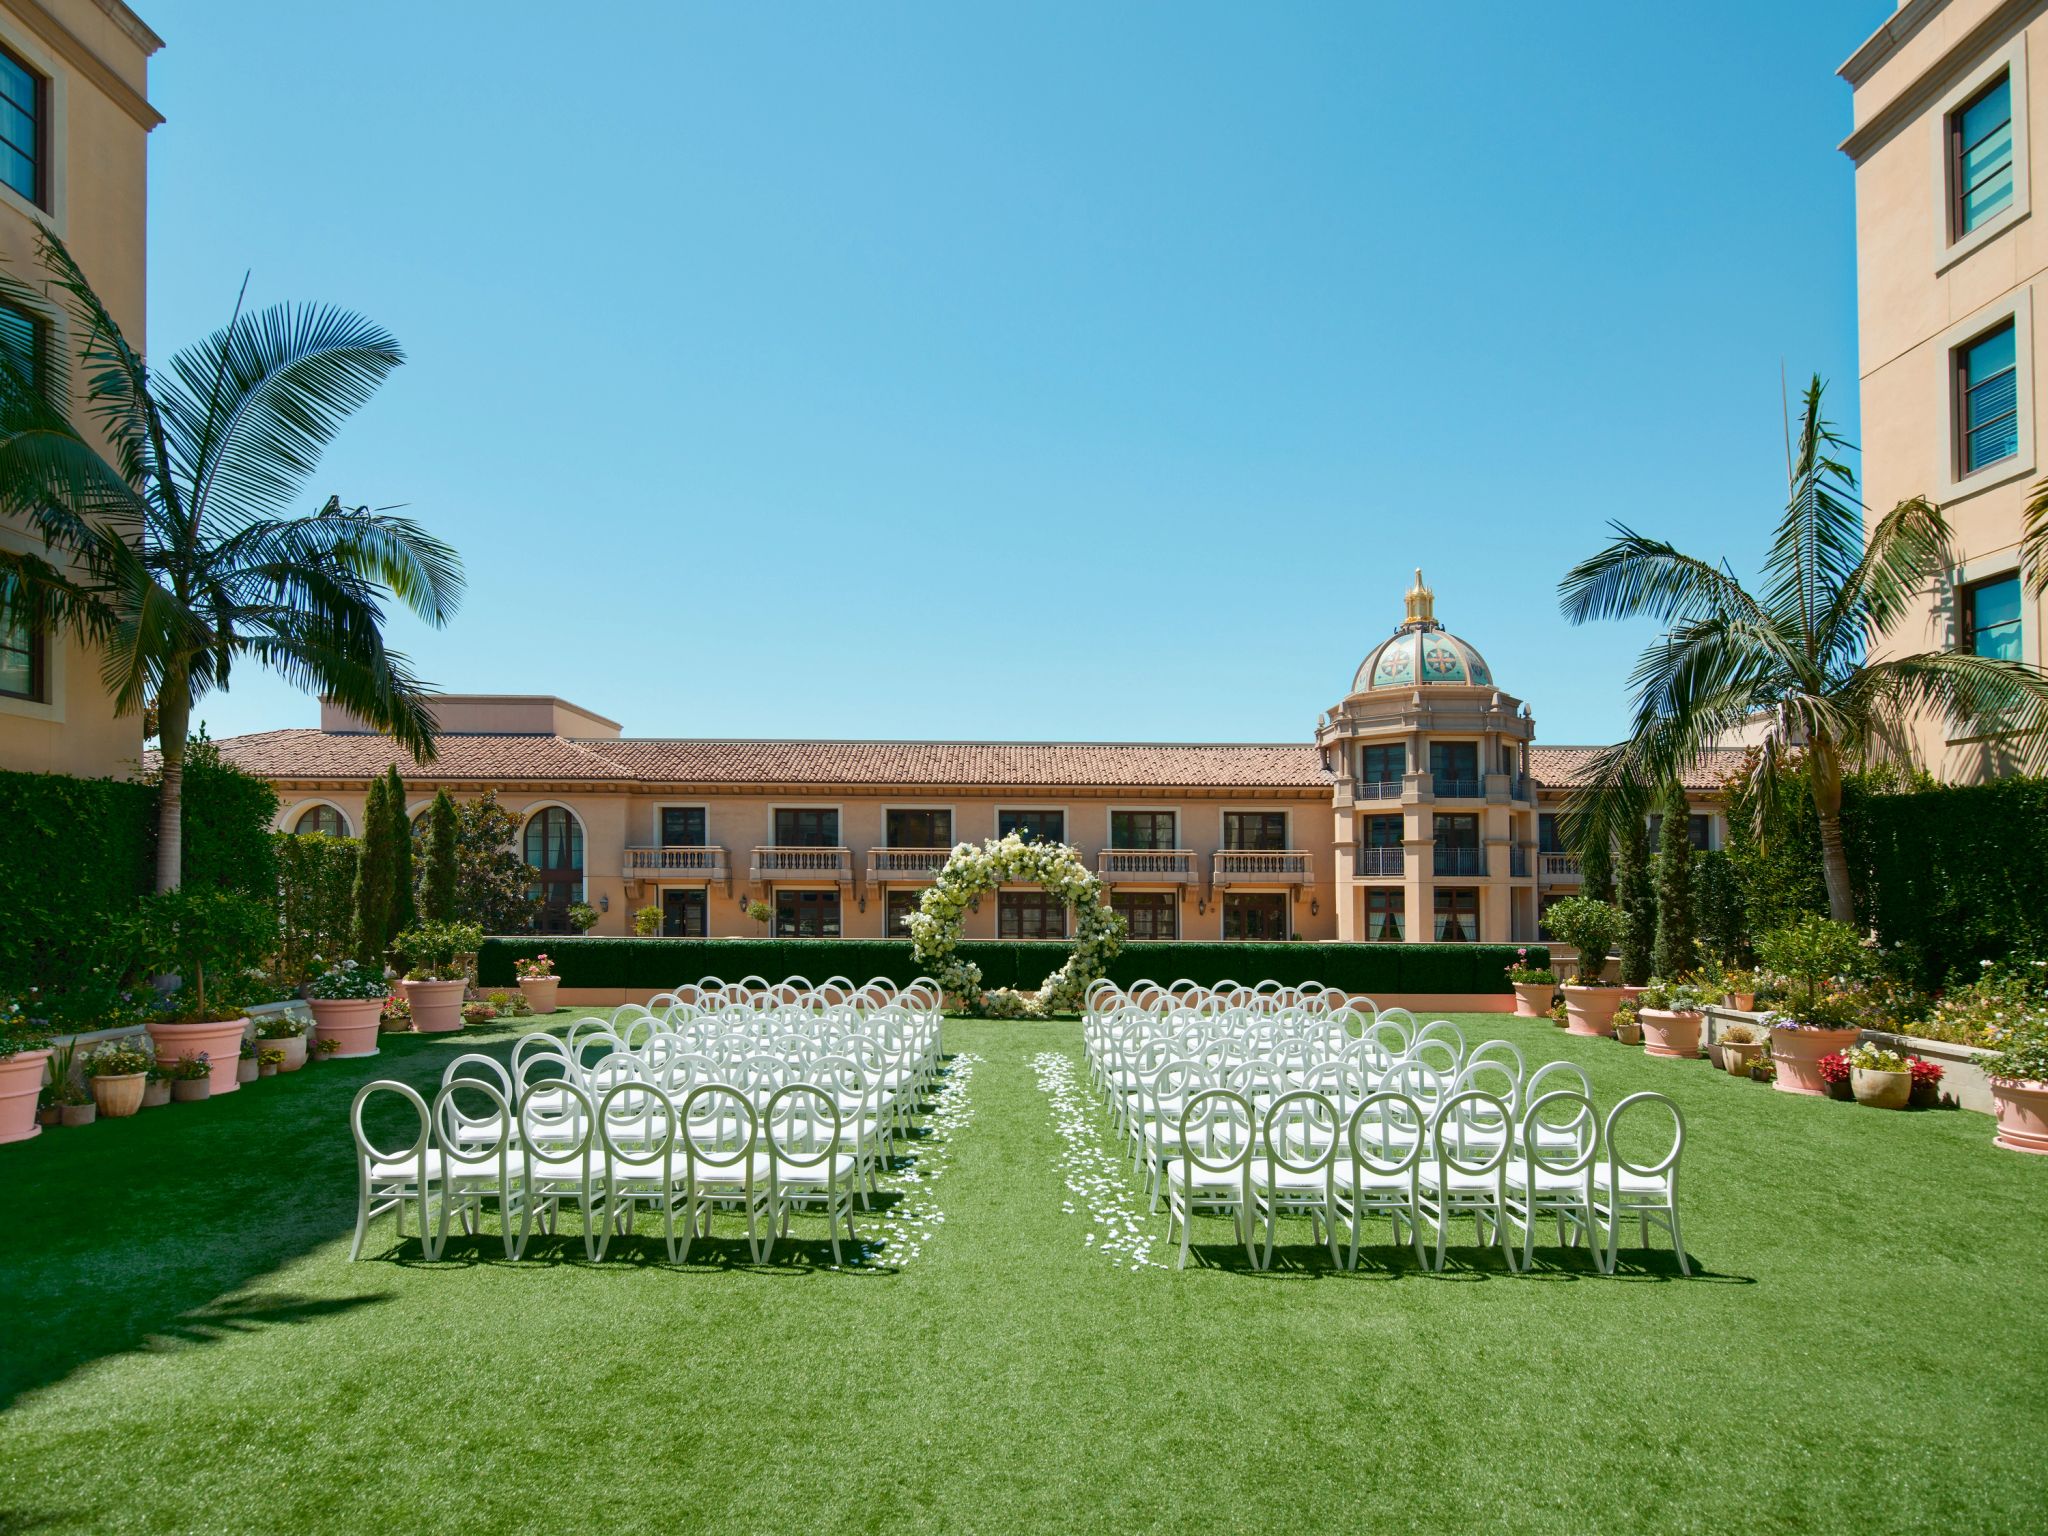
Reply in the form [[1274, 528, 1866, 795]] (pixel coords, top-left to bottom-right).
[[476, 937, 1544, 997]]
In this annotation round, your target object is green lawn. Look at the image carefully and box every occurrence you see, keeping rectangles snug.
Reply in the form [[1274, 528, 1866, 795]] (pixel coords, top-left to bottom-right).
[[2, 1010, 2044, 1534]]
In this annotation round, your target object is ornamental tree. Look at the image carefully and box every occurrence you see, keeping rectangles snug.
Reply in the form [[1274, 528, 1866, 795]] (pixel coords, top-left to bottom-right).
[[384, 766, 416, 940], [419, 790, 459, 923], [1652, 779, 1696, 978], [351, 774, 394, 967], [1616, 814, 1655, 986]]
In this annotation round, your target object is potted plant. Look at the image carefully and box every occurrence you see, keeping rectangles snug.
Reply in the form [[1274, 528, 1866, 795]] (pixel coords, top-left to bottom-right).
[[254, 1014, 310, 1072], [1908, 1056, 1944, 1109], [1504, 949, 1555, 1018], [633, 905, 661, 937], [1817, 1051, 1853, 1101], [1544, 896, 1625, 1037], [567, 901, 601, 934], [1716, 1022, 1763, 1076], [1748, 1052, 1776, 1084], [1613, 998, 1642, 1046], [1722, 968, 1760, 1012], [1636, 977, 1711, 1060], [169, 1053, 214, 1103], [236, 1039, 260, 1085], [515, 952, 562, 1014], [746, 898, 774, 932], [82, 1038, 153, 1118], [58, 1076, 97, 1127], [137, 888, 275, 1097], [258, 1047, 285, 1079], [392, 921, 483, 1034], [0, 994, 53, 1145], [461, 1000, 499, 1026], [1985, 1017, 2048, 1155], [141, 1064, 173, 1109], [1754, 916, 1870, 1098], [308, 960, 387, 1058], [315, 1036, 342, 1062], [1845, 1042, 1912, 1110]]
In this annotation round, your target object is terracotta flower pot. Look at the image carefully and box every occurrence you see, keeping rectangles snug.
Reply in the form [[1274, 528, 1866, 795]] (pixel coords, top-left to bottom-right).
[[89, 1072, 148, 1118], [517, 976, 561, 1014], [1768, 1025, 1860, 1097], [145, 1017, 250, 1096], [36, 1105, 60, 1126], [60, 1101, 97, 1127], [1621, 985, 1650, 1004], [1990, 1077, 2048, 1155], [1720, 1040, 1763, 1076], [142, 1078, 171, 1108], [1851, 1067, 1911, 1110], [171, 1077, 211, 1103], [1615, 1022, 1643, 1046], [309, 998, 382, 1058], [404, 978, 468, 1034], [1638, 1009, 1703, 1060], [259, 1063, 278, 1078], [268, 1033, 308, 1072], [1731, 993, 1757, 1012], [1562, 985, 1621, 1038], [0, 1048, 52, 1145], [236, 1056, 259, 1085]]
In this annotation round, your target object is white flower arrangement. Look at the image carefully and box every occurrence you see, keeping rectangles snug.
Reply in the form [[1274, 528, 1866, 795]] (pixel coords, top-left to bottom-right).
[[907, 833, 1127, 1016]]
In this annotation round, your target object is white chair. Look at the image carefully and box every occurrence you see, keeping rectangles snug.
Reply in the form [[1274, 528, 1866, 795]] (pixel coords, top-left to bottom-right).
[[349, 1081, 435, 1262], [515, 1080, 598, 1261], [430, 1079, 520, 1260], [1504, 1090, 1599, 1272], [1336, 1090, 1428, 1269], [595, 1080, 683, 1261], [1251, 1088, 1341, 1269], [680, 1082, 766, 1262], [1420, 1089, 1512, 1271], [1164, 1088, 1257, 1269], [761, 1083, 860, 1266], [1593, 1092, 1690, 1275]]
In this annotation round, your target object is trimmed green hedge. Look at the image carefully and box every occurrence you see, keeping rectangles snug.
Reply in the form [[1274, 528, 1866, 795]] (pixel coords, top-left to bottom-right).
[[476, 937, 1542, 996]]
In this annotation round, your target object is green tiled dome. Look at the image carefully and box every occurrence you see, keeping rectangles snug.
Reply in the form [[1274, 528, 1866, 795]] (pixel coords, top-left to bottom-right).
[[1350, 571, 1495, 693]]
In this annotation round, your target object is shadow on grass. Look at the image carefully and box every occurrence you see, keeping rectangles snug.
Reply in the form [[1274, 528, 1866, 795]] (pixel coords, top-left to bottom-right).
[[1172, 1229, 1750, 1283]]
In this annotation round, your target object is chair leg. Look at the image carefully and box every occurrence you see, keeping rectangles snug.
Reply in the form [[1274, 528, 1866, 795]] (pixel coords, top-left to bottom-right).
[[1667, 1204, 1691, 1276]]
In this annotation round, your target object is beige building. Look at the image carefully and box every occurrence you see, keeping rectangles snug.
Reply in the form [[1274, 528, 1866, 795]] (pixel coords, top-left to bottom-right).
[[214, 576, 1738, 945], [0, 0, 160, 778], [1843, 0, 2046, 777]]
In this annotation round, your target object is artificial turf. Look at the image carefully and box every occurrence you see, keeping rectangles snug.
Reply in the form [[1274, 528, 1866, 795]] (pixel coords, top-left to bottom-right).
[[1, 1009, 2044, 1534]]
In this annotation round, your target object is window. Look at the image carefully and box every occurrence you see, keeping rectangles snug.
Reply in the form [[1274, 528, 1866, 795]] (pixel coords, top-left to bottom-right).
[[292, 804, 349, 838], [1951, 73, 2015, 238], [1358, 743, 1404, 787], [886, 808, 952, 847], [660, 807, 706, 847], [1222, 892, 1288, 941], [999, 809, 1064, 844], [1959, 322, 2020, 474], [1365, 888, 1404, 942], [1110, 811, 1176, 849], [0, 596, 43, 702], [1111, 891, 1177, 940], [773, 808, 838, 846], [1433, 813, 1482, 876], [776, 889, 841, 938], [884, 888, 922, 936], [1223, 811, 1287, 851], [1363, 814, 1402, 847], [1434, 888, 1479, 942], [1359, 814, 1402, 876], [0, 45, 43, 209], [1429, 742, 1480, 795], [1538, 813, 1564, 854], [0, 299, 39, 385], [524, 807, 584, 927], [998, 890, 1066, 939], [662, 889, 707, 937], [1963, 572, 2024, 661]]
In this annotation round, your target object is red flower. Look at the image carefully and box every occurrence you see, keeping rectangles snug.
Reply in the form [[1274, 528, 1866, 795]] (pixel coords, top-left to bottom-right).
[[1817, 1052, 1851, 1085], [1909, 1056, 1944, 1085]]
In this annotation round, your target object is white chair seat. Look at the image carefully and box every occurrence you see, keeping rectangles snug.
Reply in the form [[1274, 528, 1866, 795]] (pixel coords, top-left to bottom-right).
[[1593, 1167, 1672, 1197]]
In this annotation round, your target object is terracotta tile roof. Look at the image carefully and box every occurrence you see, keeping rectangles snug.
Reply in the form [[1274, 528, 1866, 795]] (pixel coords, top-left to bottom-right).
[[1529, 745, 1746, 792], [198, 729, 633, 782]]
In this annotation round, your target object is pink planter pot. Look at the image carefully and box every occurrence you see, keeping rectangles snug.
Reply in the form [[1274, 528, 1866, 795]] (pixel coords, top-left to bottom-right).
[[0, 1048, 52, 1145], [1562, 986, 1620, 1038], [1991, 1078, 2048, 1155], [146, 1018, 251, 1096], [1510, 982, 1552, 1018], [404, 979, 468, 1034], [1638, 1009, 1703, 1060], [1769, 1025, 1860, 1097], [517, 976, 561, 1014], [309, 998, 383, 1058]]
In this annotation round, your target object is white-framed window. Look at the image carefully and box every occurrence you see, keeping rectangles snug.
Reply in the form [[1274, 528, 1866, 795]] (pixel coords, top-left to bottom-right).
[[1934, 38, 2031, 272], [1941, 289, 2035, 499]]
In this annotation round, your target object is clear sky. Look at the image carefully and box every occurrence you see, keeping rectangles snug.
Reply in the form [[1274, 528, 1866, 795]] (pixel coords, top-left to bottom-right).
[[142, 1, 1891, 748]]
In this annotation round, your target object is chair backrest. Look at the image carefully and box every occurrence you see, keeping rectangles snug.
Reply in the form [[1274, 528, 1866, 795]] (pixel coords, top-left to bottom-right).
[[1452, 1059, 1520, 1118], [1179, 1088, 1256, 1175], [1526, 1059, 1592, 1104], [1604, 1092, 1684, 1182], [1520, 1090, 1599, 1177], [1262, 1089, 1339, 1176], [597, 1079, 677, 1173], [442, 1051, 515, 1107], [1433, 1089, 1512, 1175], [1409, 1038, 1460, 1081], [1464, 1037, 1525, 1089], [351, 1080, 431, 1176], [433, 1076, 513, 1163], [1366, 1018, 1411, 1058], [763, 1082, 843, 1166], [680, 1082, 757, 1172], [518, 1080, 595, 1169], [1414, 1018, 1466, 1062], [1349, 1090, 1426, 1178]]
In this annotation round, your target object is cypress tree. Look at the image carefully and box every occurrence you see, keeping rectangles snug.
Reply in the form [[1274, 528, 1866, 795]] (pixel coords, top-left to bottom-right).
[[1577, 832, 1613, 904], [421, 789, 459, 923], [351, 774, 395, 967], [1616, 812, 1655, 985], [1653, 778, 1697, 977], [385, 765, 416, 941]]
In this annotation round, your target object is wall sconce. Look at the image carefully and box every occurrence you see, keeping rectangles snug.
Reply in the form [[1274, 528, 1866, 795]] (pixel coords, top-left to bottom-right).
[[598, 894, 608, 912], [1310, 897, 1319, 917]]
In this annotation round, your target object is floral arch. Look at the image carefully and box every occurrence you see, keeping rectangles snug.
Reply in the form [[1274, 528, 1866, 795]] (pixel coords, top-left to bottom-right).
[[906, 834, 1127, 1017]]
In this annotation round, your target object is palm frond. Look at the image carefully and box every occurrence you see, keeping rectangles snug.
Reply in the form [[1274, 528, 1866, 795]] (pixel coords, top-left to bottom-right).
[[1818, 494, 1951, 663], [1558, 527, 1766, 627], [1762, 376, 1865, 649], [1842, 650, 2048, 770]]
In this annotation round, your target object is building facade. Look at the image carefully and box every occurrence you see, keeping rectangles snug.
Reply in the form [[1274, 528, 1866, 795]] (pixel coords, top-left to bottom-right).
[[1843, 0, 2047, 778], [0, 0, 160, 778], [214, 577, 1738, 944]]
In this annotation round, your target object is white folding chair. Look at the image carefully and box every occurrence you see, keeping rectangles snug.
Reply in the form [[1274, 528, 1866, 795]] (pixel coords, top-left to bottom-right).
[[1594, 1092, 1690, 1275], [349, 1081, 435, 1262]]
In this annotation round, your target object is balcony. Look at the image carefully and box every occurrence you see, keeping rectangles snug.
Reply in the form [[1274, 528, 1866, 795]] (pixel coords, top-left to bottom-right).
[[1212, 850, 1314, 889], [1097, 848, 1198, 885], [1431, 774, 1486, 799], [1433, 845, 1486, 877], [622, 845, 730, 883], [1354, 846, 1403, 878], [1350, 777, 1405, 802], [868, 847, 951, 881], [1539, 852, 1581, 883], [1510, 846, 1530, 878], [750, 846, 855, 884]]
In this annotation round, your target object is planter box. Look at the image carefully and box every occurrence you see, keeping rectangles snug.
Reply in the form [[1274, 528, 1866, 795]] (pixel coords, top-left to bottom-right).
[[1768, 1025, 1860, 1098], [1991, 1078, 2048, 1155], [89, 1072, 147, 1118], [517, 975, 561, 1013], [1510, 981, 1552, 1018]]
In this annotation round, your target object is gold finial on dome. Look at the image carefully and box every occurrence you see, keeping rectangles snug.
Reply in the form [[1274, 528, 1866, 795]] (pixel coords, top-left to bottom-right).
[[1403, 568, 1435, 626]]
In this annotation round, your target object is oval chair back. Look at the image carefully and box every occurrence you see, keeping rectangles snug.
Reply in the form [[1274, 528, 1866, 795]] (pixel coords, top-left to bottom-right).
[[595, 1080, 680, 1260], [430, 1078, 516, 1260], [516, 1080, 596, 1260], [348, 1080, 433, 1263]]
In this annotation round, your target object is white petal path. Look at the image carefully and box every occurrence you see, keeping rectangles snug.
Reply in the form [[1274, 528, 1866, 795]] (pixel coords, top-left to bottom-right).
[[1032, 1050, 1166, 1270], [852, 1051, 983, 1268]]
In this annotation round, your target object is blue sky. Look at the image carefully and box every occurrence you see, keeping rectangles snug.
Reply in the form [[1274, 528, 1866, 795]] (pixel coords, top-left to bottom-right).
[[144, 1, 1891, 748]]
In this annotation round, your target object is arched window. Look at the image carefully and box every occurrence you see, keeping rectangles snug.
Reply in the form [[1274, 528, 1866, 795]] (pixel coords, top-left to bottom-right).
[[523, 807, 584, 931], [293, 804, 350, 837]]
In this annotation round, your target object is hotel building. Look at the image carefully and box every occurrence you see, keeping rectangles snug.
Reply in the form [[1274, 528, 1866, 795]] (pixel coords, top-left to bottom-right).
[[212, 575, 1738, 944]]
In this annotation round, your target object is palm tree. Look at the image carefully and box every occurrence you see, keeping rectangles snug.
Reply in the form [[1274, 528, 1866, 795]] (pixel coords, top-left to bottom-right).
[[1559, 376, 2048, 924], [0, 227, 461, 889]]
